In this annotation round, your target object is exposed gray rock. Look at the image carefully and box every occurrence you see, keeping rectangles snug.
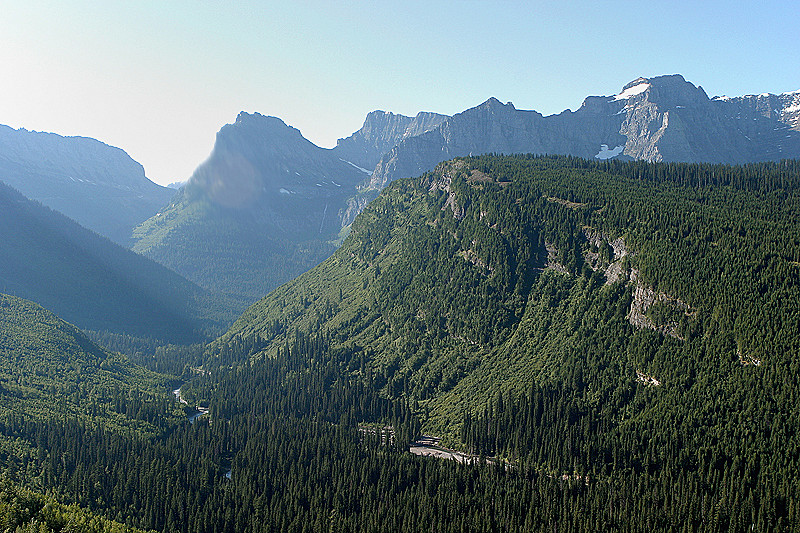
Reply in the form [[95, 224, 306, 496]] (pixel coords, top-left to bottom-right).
[[544, 241, 569, 274], [635, 370, 661, 387], [364, 75, 800, 199], [341, 190, 379, 227], [713, 89, 800, 131], [334, 110, 447, 170], [581, 227, 630, 285], [184, 112, 365, 220], [626, 269, 692, 339], [573, 226, 691, 338], [738, 349, 762, 366]]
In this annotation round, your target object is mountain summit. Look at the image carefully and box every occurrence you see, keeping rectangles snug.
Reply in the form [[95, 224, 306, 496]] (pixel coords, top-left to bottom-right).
[[334, 110, 447, 170], [133, 75, 800, 301], [366, 74, 800, 191], [133, 112, 368, 301]]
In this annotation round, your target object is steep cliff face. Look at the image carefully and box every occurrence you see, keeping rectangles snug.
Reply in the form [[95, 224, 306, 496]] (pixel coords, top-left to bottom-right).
[[367, 98, 550, 190], [184, 112, 365, 226], [333, 110, 447, 170], [0, 125, 174, 245], [366, 75, 800, 193], [713, 89, 800, 131]]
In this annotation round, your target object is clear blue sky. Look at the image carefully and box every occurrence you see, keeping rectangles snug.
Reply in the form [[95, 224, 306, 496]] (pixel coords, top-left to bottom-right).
[[1, 0, 798, 185]]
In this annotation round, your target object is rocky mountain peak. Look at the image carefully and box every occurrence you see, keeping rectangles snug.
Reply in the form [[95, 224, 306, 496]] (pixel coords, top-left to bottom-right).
[[226, 112, 305, 143], [184, 111, 368, 211], [476, 97, 516, 112], [333, 108, 447, 170], [621, 77, 650, 91], [614, 74, 710, 108]]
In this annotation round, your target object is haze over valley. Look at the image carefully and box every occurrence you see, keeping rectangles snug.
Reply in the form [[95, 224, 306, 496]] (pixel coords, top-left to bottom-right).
[[1, 2, 799, 530]]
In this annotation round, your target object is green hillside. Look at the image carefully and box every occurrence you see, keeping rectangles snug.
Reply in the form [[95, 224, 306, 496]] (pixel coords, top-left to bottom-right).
[[199, 155, 800, 528], [0, 293, 181, 432], [0, 475, 154, 533], [212, 155, 800, 427], [0, 294, 192, 529]]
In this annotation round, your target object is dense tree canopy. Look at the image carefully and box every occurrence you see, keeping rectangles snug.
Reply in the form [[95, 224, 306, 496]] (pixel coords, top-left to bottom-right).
[[2, 155, 800, 531]]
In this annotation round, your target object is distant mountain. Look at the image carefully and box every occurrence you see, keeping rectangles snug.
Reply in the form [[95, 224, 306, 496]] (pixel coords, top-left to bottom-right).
[[712, 89, 800, 132], [0, 181, 237, 343], [132, 112, 369, 300], [334, 110, 448, 170], [133, 75, 800, 300], [0, 125, 175, 245], [366, 75, 800, 190]]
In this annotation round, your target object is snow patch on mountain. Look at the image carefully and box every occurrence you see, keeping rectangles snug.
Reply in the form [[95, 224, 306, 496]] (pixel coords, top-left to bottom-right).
[[595, 144, 624, 159], [339, 158, 372, 175], [614, 82, 650, 100]]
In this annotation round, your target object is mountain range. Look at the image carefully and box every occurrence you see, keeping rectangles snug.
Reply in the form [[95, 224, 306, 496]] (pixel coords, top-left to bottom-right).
[[1, 72, 800, 529], [0, 125, 175, 245], [367, 74, 800, 191], [131, 74, 800, 300]]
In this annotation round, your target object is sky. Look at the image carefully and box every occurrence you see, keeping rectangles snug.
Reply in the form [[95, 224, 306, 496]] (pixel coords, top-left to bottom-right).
[[1, 1, 798, 186]]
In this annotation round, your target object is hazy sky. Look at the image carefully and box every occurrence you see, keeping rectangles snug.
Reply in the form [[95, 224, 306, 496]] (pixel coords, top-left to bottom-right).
[[2, 1, 798, 186]]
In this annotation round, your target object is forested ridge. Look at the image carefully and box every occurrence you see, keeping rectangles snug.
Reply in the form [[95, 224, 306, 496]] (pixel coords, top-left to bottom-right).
[[1, 155, 799, 530]]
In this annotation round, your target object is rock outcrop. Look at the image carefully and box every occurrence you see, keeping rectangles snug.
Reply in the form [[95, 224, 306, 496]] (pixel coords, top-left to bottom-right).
[[334, 110, 447, 171], [577, 226, 692, 339]]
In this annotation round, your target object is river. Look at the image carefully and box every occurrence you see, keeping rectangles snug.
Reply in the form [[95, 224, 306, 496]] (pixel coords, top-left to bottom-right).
[[172, 387, 209, 423]]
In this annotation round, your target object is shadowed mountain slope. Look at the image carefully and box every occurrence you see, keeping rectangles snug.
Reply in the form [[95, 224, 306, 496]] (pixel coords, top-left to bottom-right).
[[0, 125, 175, 245], [0, 181, 237, 343]]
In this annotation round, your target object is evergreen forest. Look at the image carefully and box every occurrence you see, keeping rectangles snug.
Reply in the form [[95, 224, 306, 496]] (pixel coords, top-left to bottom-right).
[[1, 155, 800, 531]]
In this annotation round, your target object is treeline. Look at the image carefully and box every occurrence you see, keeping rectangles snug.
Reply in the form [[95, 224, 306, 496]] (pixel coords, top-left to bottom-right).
[[476, 154, 800, 193]]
